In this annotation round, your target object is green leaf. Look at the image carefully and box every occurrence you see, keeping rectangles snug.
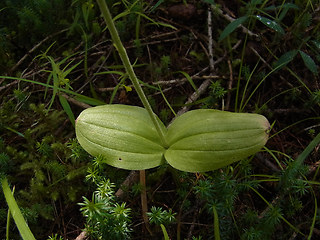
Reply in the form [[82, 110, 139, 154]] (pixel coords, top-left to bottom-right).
[[274, 50, 298, 69], [75, 105, 166, 170], [76, 104, 270, 172], [219, 16, 248, 41], [76, 106, 270, 173], [150, 0, 165, 12], [165, 109, 270, 172], [255, 15, 285, 34], [299, 50, 318, 75]]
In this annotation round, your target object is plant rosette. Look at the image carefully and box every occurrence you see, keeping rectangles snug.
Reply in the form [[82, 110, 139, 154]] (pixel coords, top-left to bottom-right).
[[75, 104, 270, 172]]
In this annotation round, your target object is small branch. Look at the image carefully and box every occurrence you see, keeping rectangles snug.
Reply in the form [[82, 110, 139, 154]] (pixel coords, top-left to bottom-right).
[[75, 231, 87, 240], [174, 79, 211, 118], [256, 153, 281, 173], [115, 170, 139, 198], [0, 79, 19, 92], [186, 202, 200, 240], [226, 59, 233, 110], [208, 7, 215, 73], [249, 46, 271, 68], [174, 7, 216, 118], [96, 74, 227, 92], [61, 94, 91, 109]]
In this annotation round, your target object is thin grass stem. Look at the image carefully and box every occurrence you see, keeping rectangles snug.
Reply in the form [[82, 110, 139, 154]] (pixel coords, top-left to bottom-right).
[[246, 184, 304, 236]]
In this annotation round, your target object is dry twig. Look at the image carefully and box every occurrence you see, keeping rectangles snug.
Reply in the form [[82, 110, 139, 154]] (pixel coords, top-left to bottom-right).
[[75, 231, 87, 240], [226, 59, 233, 110]]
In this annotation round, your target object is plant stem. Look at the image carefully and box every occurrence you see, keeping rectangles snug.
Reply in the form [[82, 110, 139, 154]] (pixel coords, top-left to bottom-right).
[[95, 0, 168, 147], [140, 170, 153, 235]]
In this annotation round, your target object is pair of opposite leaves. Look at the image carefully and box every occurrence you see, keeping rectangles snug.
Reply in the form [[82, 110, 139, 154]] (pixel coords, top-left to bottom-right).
[[75, 104, 270, 172]]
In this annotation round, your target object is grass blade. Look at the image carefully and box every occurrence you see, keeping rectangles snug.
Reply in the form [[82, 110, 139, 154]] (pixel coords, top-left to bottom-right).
[[59, 95, 75, 127], [135, 11, 177, 30], [1, 178, 36, 240], [175, 71, 198, 92], [158, 84, 176, 116], [94, 70, 125, 76], [0, 76, 105, 106], [48, 56, 60, 110], [296, 132, 320, 166], [239, 60, 259, 112]]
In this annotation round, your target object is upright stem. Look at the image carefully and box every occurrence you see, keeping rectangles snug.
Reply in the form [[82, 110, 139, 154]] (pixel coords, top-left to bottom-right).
[[96, 0, 168, 147], [140, 170, 152, 235]]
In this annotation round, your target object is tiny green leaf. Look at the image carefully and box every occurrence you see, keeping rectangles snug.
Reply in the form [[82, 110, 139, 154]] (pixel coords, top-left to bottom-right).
[[150, 0, 165, 12], [59, 95, 75, 127], [299, 50, 318, 75], [255, 15, 285, 34], [175, 71, 198, 92], [219, 16, 248, 41], [274, 50, 298, 69]]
